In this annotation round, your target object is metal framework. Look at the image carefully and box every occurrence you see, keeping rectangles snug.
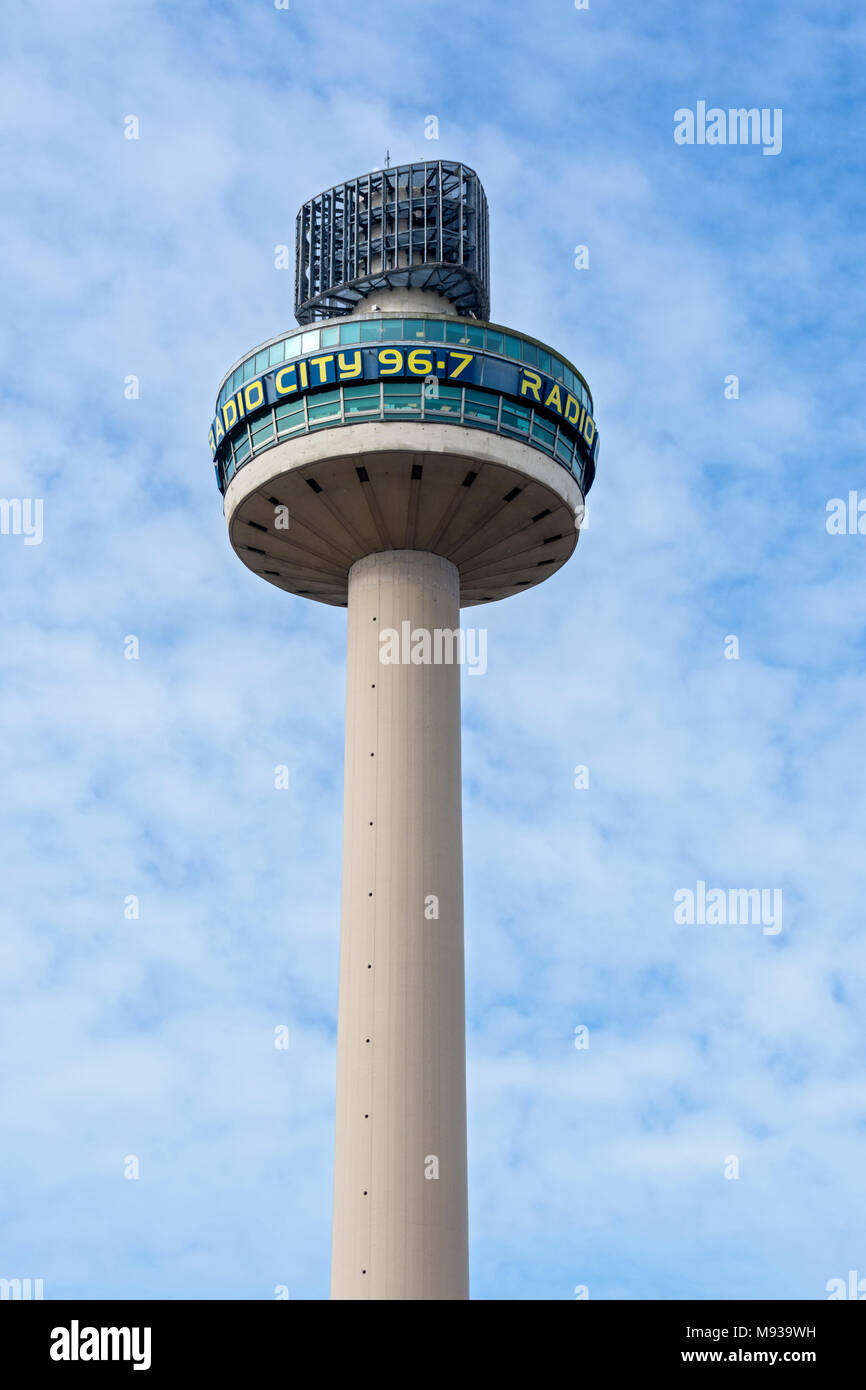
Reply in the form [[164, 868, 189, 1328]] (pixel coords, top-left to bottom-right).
[[294, 160, 490, 324]]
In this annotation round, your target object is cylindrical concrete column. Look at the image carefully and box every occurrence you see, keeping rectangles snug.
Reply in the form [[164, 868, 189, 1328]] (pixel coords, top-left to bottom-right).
[[331, 549, 469, 1300]]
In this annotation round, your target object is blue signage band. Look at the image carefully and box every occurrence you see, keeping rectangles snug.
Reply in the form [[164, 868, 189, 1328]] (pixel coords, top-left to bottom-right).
[[210, 344, 599, 495]]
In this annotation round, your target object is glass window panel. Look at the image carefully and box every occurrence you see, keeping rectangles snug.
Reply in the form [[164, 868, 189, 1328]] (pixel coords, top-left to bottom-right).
[[275, 402, 305, 432], [307, 391, 340, 421], [403, 319, 425, 339], [555, 433, 571, 462], [538, 350, 551, 374], [301, 330, 320, 354], [485, 330, 504, 354], [383, 383, 421, 411], [242, 358, 255, 381], [531, 416, 555, 447], [501, 401, 530, 432], [360, 319, 381, 341], [233, 434, 251, 462], [464, 324, 485, 347], [381, 319, 404, 340], [283, 335, 300, 359], [269, 342, 285, 366], [225, 457, 236, 483], [343, 385, 380, 414], [321, 325, 340, 347], [231, 368, 242, 392], [339, 321, 361, 344], [464, 390, 498, 422], [342, 383, 378, 400], [255, 351, 269, 374], [251, 415, 275, 443], [521, 340, 538, 366], [445, 320, 470, 343], [424, 320, 445, 341], [504, 334, 522, 359], [424, 385, 462, 414]]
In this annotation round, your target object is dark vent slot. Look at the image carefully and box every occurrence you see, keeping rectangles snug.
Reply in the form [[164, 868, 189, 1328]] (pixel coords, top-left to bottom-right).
[[356, 466, 370, 483], [306, 478, 323, 493], [537, 558, 556, 566], [246, 545, 266, 555], [543, 533, 563, 545], [461, 471, 478, 488], [264, 569, 279, 576], [267, 496, 280, 505], [248, 520, 268, 533], [411, 464, 423, 481], [531, 508, 551, 523], [503, 487, 521, 502]]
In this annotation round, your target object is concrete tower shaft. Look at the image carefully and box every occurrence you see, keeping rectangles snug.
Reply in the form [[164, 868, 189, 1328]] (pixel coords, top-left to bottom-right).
[[332, 550, 468, 1299]]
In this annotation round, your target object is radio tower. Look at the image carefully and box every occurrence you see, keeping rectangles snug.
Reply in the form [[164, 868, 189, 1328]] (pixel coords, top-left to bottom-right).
[[209, 160, 598, 1300]]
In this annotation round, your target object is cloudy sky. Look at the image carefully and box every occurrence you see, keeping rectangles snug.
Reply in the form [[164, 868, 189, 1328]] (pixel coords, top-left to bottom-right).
[[1, 0, 864, 1300]]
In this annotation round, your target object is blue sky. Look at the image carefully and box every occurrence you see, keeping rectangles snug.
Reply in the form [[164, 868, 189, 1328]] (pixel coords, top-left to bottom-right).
[[1, 0, 864, 1300]]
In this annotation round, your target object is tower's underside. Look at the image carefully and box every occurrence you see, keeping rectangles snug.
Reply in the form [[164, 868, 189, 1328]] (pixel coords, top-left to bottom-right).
[[223, 422, 584, 608]]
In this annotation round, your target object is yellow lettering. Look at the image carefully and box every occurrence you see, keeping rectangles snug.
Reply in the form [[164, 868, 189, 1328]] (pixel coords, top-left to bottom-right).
[[564, 393, 580, 424], [309, 354, 334, 384], [222, 400, 238, 429], [244, 380, 264, 411], [298, 360, 309, 389], [275, 365, 298, 395], [447, 351, 473, 379], [208, 429, 216, 458], [544, 383, 563, 415], [214, 417, 225, 444], [582, 415, 596, 447], [378, 348, 404, 375], [337, 351, 362, 379], [520, 369, 542, 401]]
